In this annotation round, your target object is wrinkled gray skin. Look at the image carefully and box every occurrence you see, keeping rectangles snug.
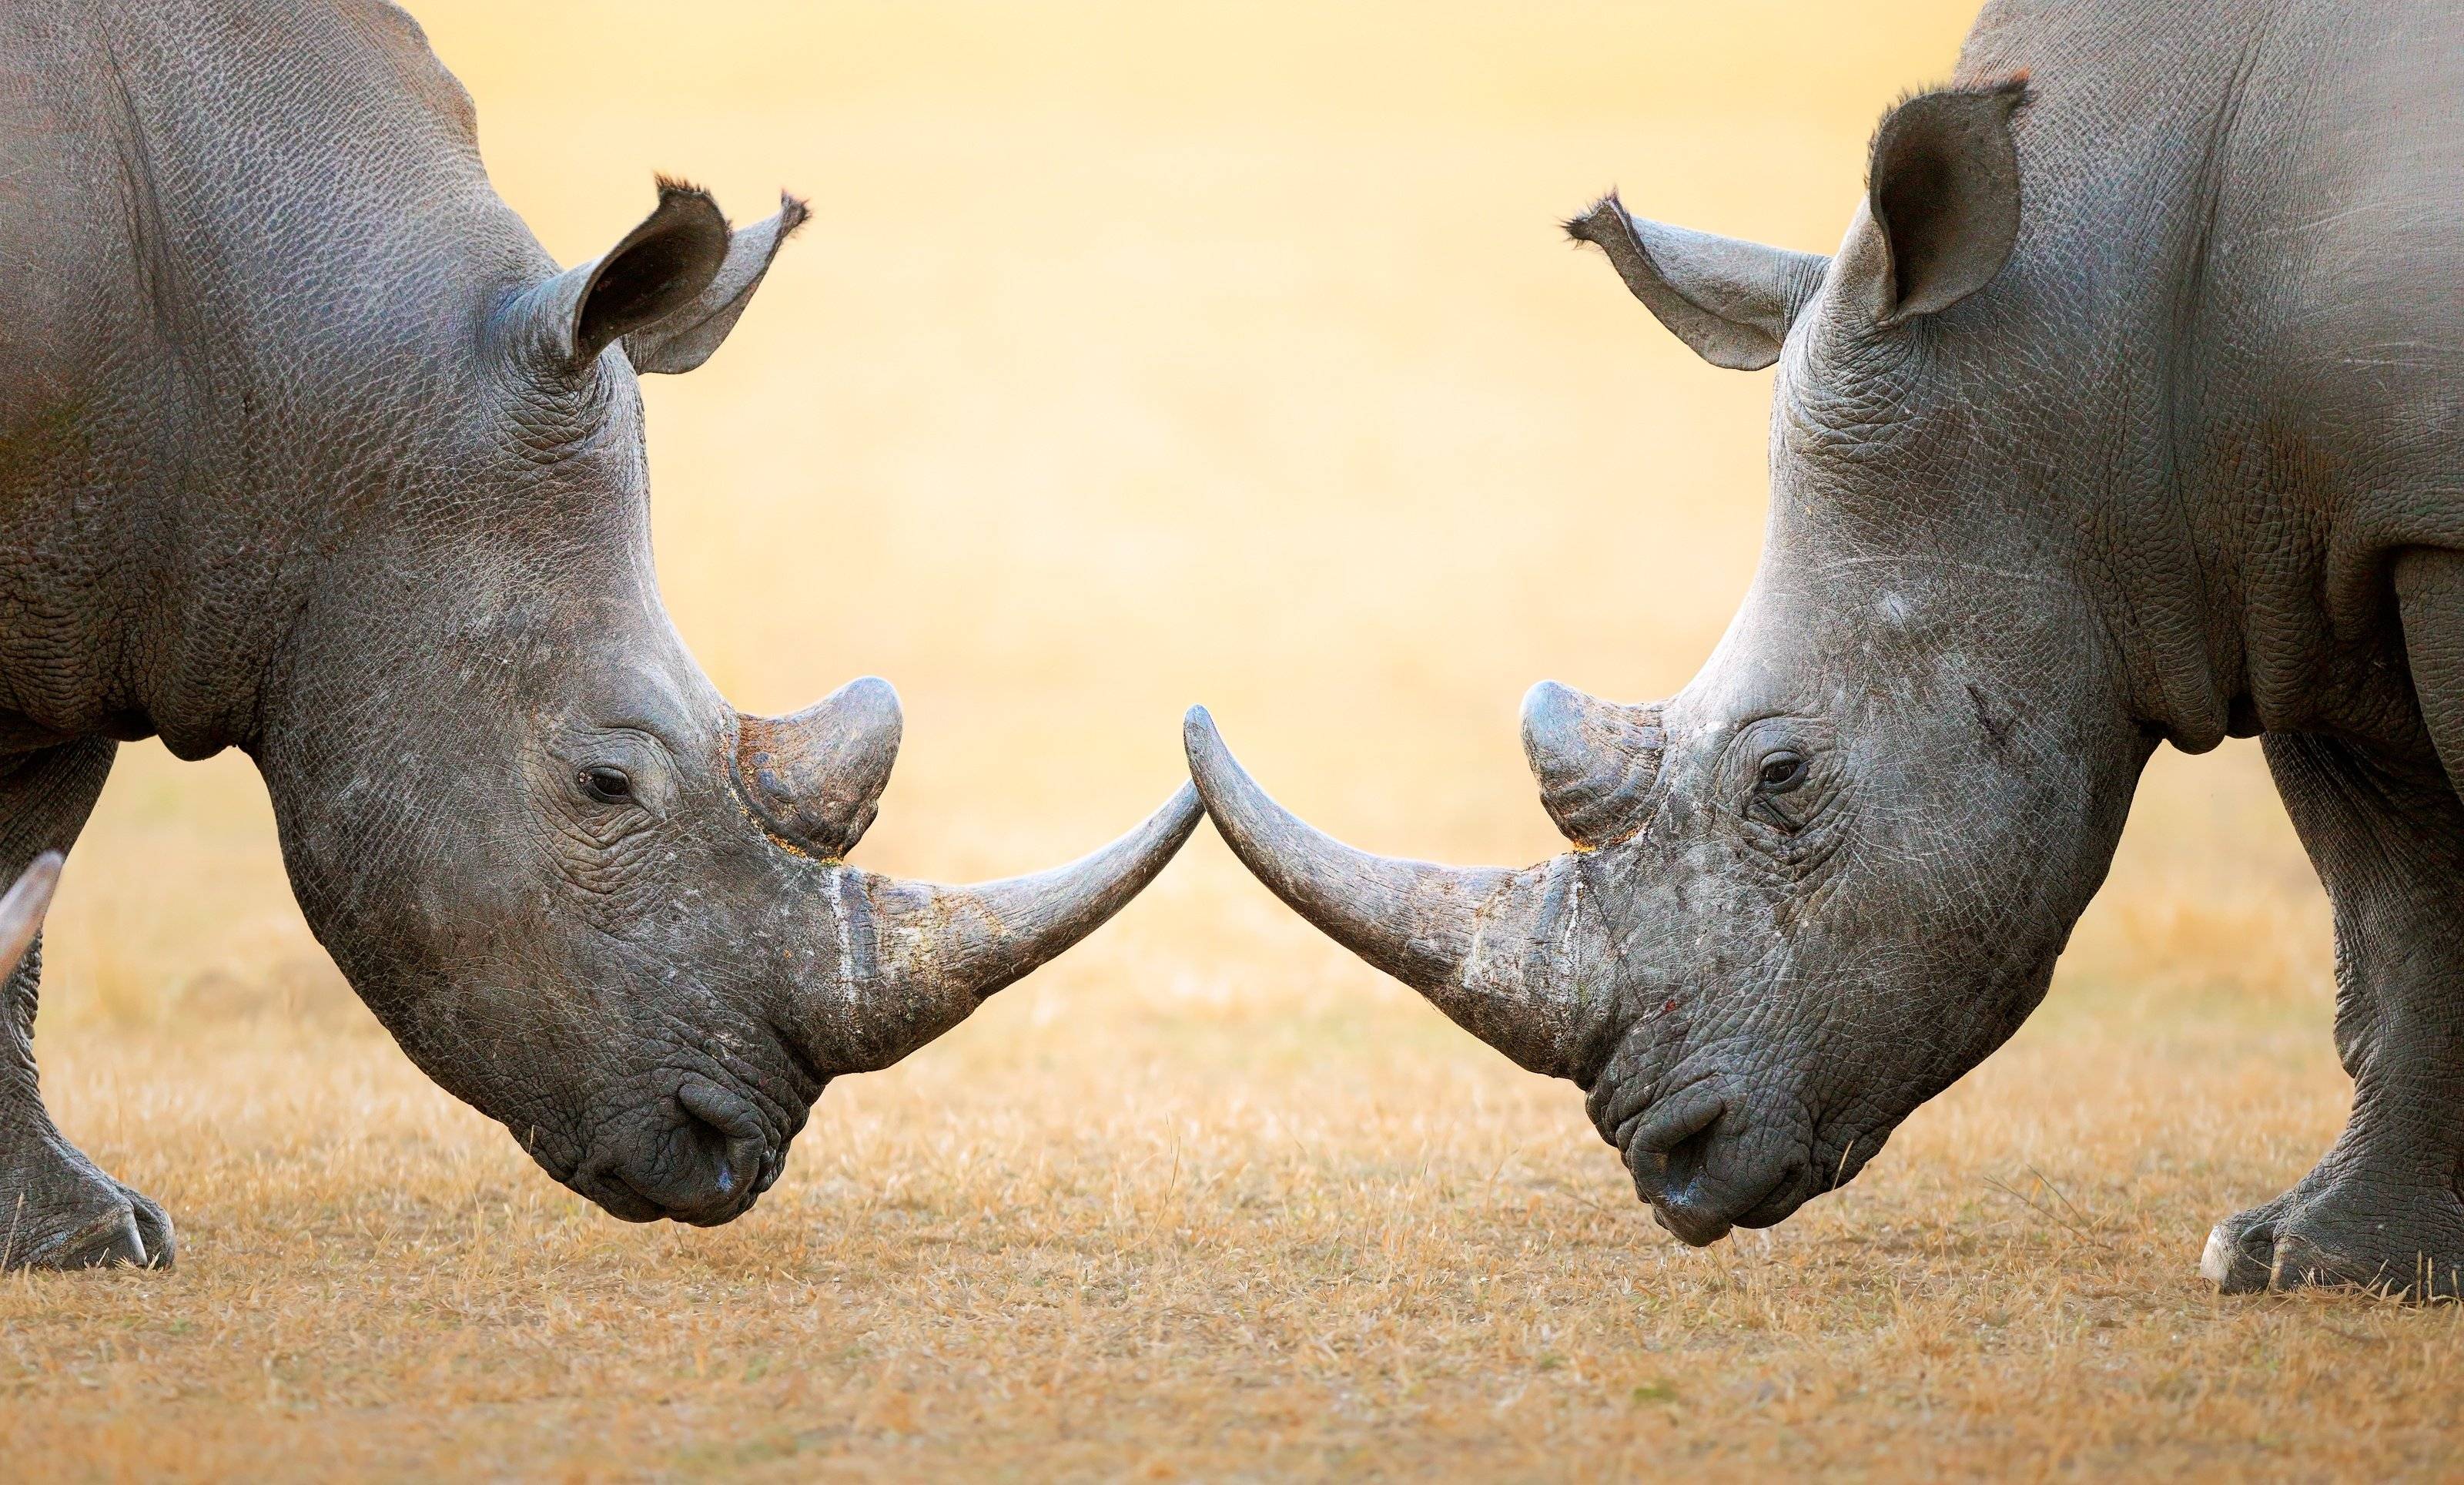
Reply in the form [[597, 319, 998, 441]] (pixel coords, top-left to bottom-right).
[[1190, 0, 2463, 1295], [0, 0, 1199, 1270]]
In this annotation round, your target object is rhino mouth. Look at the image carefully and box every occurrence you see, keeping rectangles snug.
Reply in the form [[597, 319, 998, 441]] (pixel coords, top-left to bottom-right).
[[1614, 1073, 1827, 1245], [559, 1074, 793, 1227]]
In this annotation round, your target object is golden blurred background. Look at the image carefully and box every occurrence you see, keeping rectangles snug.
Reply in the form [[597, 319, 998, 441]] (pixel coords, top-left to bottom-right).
[[15, 4, 2395, 1476]]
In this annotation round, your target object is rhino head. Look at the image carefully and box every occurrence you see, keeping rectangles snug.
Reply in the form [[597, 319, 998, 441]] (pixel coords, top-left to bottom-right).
[[1187, 81, 2156, 1245], [259, 182, 1197, 1226]]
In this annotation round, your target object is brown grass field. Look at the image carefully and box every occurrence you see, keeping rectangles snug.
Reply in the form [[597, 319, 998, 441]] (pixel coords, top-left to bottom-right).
[[8, 1, 2463, 1477]]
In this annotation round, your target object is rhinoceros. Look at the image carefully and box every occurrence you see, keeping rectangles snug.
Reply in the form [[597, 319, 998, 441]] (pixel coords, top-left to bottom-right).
[[1188, 0, 2463, 1295], [0, 0, 1199, 1270]]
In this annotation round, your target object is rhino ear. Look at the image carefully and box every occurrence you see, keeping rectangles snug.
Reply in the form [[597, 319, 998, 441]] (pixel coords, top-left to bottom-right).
[[624, 193, 809, 374], [512, 179, 732, 370], [1565, 193, 1829, 371], [1843, 78, 2029, 325]]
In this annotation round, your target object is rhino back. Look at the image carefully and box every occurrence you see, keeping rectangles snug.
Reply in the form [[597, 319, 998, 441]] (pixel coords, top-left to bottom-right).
[[0, 0, 548, 755]]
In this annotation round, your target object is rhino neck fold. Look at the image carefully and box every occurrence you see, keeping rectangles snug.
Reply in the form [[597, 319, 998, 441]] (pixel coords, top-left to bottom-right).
[[1942, 11, 2267, 754]]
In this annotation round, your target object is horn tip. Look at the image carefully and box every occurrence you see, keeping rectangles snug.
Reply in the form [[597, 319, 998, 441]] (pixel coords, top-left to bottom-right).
[[834, 674, 902, 716], [1183, 706, 1256, 808], [1521, 679, 1575, 717], [1182, 704, 1225, 763], [1519, 679, 1587, 759]]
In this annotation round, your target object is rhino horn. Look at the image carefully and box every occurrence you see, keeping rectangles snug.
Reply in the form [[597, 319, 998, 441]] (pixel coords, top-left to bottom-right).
[[734, 675, 906, 860], [0, 853, 63, 982], [809, 784, 1204, 1071], [1520, 680, 1666, 847], [1183, 707, 1592, 1079]]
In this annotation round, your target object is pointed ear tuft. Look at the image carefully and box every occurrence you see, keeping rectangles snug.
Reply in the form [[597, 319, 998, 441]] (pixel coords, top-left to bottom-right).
[[624, 191, 811, 375], [1566, 191, 1829, 372], [1863, 76, 2029, 323], [1560, 192, 1622, 248]]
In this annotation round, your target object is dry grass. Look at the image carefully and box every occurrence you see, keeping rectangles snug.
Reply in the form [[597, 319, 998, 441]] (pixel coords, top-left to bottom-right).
[[9, 2, 2460, 1478]]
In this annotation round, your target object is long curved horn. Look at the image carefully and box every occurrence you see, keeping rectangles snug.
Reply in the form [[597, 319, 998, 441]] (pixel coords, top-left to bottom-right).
[[807, 783, 1203, 1072], [0, 853, 63, 981], [1183, 707, 1593, 1079]]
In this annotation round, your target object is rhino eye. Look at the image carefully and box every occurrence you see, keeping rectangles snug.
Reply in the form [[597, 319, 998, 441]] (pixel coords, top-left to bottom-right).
[[579, 766, 634, 804], [1756, 752, 1807, 793]]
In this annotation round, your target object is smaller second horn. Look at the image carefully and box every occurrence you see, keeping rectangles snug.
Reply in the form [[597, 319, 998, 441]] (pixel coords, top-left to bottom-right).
[[1521, 681, 1665, 847], [735, 676, 903, 859]]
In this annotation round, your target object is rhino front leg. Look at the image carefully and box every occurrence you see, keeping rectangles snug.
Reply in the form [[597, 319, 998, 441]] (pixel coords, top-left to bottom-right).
[[0, 739, 172, 1270], [2201, 728, 2464, 1298]]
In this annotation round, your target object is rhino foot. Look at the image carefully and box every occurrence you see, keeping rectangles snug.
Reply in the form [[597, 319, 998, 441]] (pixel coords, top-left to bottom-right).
[[2203, 1179, 2464, 1299], [0, 1141, 176, 1272]]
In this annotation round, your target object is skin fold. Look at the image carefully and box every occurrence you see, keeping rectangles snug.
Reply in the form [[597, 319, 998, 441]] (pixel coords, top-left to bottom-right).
[[0, 1, 1198, 1271], [1190, 0, 2464, 1295]]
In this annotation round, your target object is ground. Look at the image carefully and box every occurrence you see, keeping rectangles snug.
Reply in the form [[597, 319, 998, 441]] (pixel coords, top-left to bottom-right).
[[7, 2, 2461, 1478]]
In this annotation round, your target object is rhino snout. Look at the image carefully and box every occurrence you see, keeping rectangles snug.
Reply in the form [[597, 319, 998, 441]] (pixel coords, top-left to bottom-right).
[[1618, 1074, 1818, 1246], [571, 1075, 784, 1228]]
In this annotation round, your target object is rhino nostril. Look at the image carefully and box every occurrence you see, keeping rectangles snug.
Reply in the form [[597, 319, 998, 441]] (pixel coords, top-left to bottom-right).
[[675, 1078, 772, 1217], [678, 1078, 763, 1144], [1662, 1118, 1722, 1194], [1620, 1083, 1734, 1241], [1624, 1086, 1727, 1174]]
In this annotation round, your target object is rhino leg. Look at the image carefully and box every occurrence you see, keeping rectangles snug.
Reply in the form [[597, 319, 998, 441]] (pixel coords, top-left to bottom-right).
[[2201, 731, 2464, 1299], [0, 739, 172, 1271]]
